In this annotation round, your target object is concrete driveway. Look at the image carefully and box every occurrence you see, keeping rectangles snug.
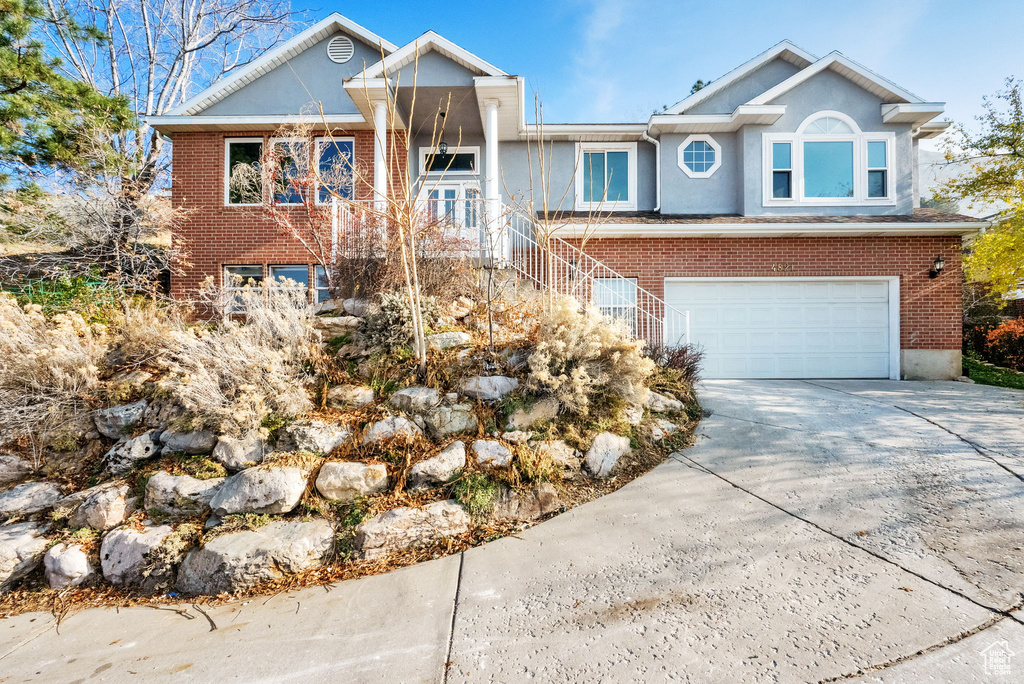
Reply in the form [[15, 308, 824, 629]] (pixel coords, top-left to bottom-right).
[[3, 380, 1024, 683]]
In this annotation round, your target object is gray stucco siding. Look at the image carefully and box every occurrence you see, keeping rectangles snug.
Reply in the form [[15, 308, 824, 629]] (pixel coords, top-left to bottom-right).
[[660, 132, 741, 214], [739, 69, 915, 216], [394, 51, 478, 88], [201, 31, 383, 116], [496, 140, 656, 213], [686, 58, 803, 115]]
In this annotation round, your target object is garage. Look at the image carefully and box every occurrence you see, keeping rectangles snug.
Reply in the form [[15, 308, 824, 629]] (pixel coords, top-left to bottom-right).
[[664, 277, 899, 379]]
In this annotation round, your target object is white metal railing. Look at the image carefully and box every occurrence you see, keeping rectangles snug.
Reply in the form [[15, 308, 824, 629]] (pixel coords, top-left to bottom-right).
[[499, 207, 691, 347], [328, 198, 690, 346]]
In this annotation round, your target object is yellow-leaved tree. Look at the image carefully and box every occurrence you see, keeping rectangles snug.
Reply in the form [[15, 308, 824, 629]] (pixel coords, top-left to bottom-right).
[[938, 78, 1024, 299]]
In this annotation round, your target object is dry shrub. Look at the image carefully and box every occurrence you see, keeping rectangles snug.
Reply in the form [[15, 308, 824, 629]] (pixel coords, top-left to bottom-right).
[[525, 295, 654, 415], [363, 292, 442, 350], [331, 209, 479, 302], [153, 280, 318, 436], [0, 294, 107, 451], [643, 343, 705, 384], [112, 302, 192, 368]]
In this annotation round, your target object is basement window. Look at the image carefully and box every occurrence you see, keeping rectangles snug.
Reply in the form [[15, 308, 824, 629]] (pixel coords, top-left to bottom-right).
[[594, 277, 638, 334]]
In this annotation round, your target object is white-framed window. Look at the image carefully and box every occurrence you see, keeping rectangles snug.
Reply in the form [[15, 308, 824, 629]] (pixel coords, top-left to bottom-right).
[[678, 134, 721, 178], [225, 138, 264, 206], [593, 277, 638, 334], [313, 265, 331, 303], [223, 264, 264, 312], [420, 146, 479, 176], [316, 136, 355, 204], [762, 111, 896, 207], [575, 142, 637, 211]]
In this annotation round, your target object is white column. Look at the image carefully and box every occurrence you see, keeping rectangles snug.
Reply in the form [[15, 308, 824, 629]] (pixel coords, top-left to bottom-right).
[[483, 99, 504, 261], [372, 101, 388, 211]]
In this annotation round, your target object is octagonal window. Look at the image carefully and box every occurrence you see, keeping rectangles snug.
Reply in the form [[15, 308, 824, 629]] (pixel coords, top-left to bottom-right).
[[678, 135, 721, 178]]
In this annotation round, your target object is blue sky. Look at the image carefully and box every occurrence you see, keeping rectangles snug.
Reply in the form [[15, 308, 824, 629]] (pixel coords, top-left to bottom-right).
[[295, 0, 1022, 148]]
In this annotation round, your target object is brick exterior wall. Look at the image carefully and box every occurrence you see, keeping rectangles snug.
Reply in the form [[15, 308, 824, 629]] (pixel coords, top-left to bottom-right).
[[578, 236, 963, 350], [170, 132, 961, 352], [169, 129, 406, 298]]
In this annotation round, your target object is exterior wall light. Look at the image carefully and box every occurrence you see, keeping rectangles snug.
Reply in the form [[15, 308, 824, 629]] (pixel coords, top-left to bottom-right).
[[438, 140, 448, 155], [929, 254, 945, 279]]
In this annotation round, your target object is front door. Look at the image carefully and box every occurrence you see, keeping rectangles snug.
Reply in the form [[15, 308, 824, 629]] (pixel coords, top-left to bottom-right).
[[425, 182, 482, 248]]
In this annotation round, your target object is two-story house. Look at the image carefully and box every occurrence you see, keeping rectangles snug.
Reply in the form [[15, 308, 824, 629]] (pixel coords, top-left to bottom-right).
[[149, 12, 984, 381]]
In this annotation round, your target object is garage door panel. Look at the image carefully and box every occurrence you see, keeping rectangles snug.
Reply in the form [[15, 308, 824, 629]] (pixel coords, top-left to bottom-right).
[[665, 279, 893, 379]]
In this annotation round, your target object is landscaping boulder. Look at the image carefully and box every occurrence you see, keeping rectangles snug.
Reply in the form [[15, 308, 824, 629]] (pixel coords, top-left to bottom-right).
[[424, 404, 477, 438], [0, 453, 31, 486], [278, 420, 350, 455], [506, 398, 559, 430], [354, 500, 470, 560], [314, 298, 341, 314], [60, 482, 135, 530], [0, 522, 49, 591], [105, 430, 161, 475], [585, 432, 631, 478], [492, 483, 561, 521], [449, 296, 475, 319], [315, 462, 388, 502], [212, 432, 266, 471], [0, 482, 63, 517], [648, 418, 679, 442], [461, 376, 519, 402], [314, 316, 362, 337], [532, 440, 582, 471], [99, 524, 174, 586], [647, 391, 683, 413], [145, 472, 225, 516], [427, 332, 471, 350], [472, 440, 514, 467], [501, 430, 532, 444], [159, 429, 217, 455], [344, 298, 378, 318], [44, 543, 94, 589], [327, 384, 374, 409], [389, 387, 440, 413], [94, 400, 148, 440], [177, 519, 334, 595], [143, 399, 186, 429], [409, 442, 466, 489], [362, 416, 423, 445], [210, 466, 310, 516]]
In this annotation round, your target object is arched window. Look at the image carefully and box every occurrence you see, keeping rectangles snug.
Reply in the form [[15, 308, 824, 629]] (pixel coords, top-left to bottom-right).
[[764, 111, 893, 206]]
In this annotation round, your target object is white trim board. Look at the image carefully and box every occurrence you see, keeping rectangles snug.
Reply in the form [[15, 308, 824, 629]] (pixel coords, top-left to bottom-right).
[[664, 41, 816, 115], [353, 30, 506, 80], [747, 52, 926, 106], [568, 221, 984, 238], [168, 13, 396, 117], [664, 275, 900, 380]]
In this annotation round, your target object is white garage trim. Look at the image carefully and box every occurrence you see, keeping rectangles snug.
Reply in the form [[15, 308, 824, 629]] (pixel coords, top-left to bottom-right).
[[665, 276, 900, 380]]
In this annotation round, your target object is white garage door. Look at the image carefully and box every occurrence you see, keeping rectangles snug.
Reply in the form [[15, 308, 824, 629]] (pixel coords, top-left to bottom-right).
[[664, 278, 895, 379]]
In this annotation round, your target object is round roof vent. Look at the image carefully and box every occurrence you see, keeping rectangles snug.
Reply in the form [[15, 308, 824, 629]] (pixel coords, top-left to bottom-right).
[[327, 35, 354, 64]]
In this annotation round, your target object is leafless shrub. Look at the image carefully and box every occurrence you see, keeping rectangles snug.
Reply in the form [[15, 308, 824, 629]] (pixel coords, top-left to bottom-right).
[[525, 295, 654, 414], [643, 343, 705, 384], [0, 294, 108, 459], [153, 278, 318, 436]]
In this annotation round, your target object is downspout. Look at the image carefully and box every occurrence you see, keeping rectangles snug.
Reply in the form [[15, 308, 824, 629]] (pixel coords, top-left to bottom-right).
[[641, 130, 661, 212]]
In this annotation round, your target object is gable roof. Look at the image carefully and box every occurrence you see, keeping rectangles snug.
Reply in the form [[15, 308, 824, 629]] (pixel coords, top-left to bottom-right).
[[352, 30, 507, 81], [166, 13, 397, 117], [664, 40, 816, 115], [746, 51, 926, 105]]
